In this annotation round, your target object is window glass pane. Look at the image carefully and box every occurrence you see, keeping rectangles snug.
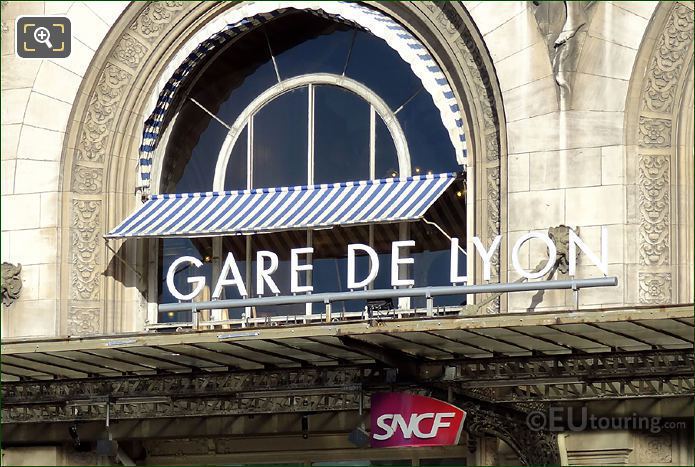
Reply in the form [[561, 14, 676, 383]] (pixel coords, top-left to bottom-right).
[[345, 31, 421, 109], [314, 85, 370, 184], [375, 116, 400, 179], [158, 238, 213, 323], [251, 231, 309, 317], [161, 102, 229, 193], [397, 90, 459, 175], [224, 125, 248, 191], [252, 87, 308, 188], [191, 28, 277, 129], [268, 12, 354, 78]]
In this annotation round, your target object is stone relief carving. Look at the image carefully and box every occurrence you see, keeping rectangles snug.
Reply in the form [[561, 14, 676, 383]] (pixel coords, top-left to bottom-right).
[[71, 200, 102, 300], [73, 166, 104, 194], [145, 438, 210, 456], [486, 167, 501, 313], [68, 1, 190, 334], [76, 63, 132, 164], [1, 262, 22, 307], [638, 117, 672, 147], [638, 154, 670, 266], [638, 272, 672, 304], [635, 3, 693, 304], [0, 2, 8, 33], [532, 1, 594, 109], [112, 33, 148, 69], [130, 1, 186, 41], [434, 2, 503, 312], [67, 307, 101, 335], [639, 433, 673, 463], [642, 3, 694, 114]]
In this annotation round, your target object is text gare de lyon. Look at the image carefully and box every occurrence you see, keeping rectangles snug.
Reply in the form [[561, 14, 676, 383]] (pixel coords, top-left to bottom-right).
[[166, 227, 609, 301]]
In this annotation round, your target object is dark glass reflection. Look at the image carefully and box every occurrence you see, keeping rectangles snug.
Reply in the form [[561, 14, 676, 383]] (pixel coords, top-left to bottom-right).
[[224, 125, 248, 191], [314, 86, 370, 184], [252, 87, 308, 188], [266, 13, 354, 78], [346, 31, 421, 109], [375, 116, 399, 179], [160, 102, 229, 193], [397, 90, 458, 175]]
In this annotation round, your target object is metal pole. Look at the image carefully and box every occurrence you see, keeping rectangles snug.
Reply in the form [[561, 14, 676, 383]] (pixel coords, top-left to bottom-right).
[[159, 277, 618, 313]]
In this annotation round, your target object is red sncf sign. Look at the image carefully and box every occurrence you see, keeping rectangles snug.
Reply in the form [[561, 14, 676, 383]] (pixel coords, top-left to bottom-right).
[[370, 392, 466, 448]]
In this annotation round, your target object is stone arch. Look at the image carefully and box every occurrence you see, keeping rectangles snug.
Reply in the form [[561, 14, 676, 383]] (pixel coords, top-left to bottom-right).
[[624, 1, 694, 305], [58, 1, 508, 335]]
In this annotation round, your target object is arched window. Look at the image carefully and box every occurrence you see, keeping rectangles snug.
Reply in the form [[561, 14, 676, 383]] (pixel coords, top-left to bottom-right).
[[136, 9, 466, 324]]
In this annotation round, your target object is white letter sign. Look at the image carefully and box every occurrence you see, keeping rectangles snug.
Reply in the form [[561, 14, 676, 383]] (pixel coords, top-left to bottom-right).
[[347, 243, 379, 289], [391, 240, 415, 287], [166, 256, 206, 301], [256, 250, 280, 296], [473, 235, 501, 281], [213, 252, 248, 299], [512, 232, 557, 279], [291, 247, 314, 293], [569, 226, 608, 276]]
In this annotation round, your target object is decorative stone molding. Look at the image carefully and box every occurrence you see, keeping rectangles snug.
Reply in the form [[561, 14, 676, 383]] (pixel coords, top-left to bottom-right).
[[112, 33, 148, 69], [638, 153, 670, 266], [632, 2, 694, 304], [65, 1, 192, 335], [1, 262, 22, 307], [130, 1, 187, 41], [76, 63, 133, 164], [641, 4, 694, 114], [145, 438, 210, 457], [71, 200, 102, 301], [638, 433, 673, 463], [638, 117, 672, 147], [67, 307, 101, 335], [430, 2, 505, 311], [73, 166, 103, 194], [638, 272, 672, 304], [486, 167, 501, 313]]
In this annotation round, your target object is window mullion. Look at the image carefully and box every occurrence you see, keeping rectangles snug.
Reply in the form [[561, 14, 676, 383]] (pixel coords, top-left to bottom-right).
[[247, 117, 254, 190], [305, 84, 315, 317], [369, 105, 376, 180]]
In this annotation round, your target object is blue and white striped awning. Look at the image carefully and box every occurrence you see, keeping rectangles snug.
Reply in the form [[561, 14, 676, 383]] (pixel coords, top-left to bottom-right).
[[106, 173, 456, 239], [137, 2, 467, 190]]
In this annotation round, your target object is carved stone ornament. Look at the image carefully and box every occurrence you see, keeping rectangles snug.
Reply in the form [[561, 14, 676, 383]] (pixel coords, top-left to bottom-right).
[[638, 272, 672, 304], [130, 1, 186, 40], [532, 1, 594, 109], [635, 3, 693, 304], [73, 166, 103, 194], [638, 117, 672, 147], [641, 4, 694, 114], [76, 63, 132, 164], [112, 32, 147, 69], [67, 307, 101, 336], [639, 433, 673, 463], [67, 1, 191, 332], [1, 262, 22, 307], [431, 2, 503, 310], [638, 154, 670, 266], [71, 200, 102, 301]]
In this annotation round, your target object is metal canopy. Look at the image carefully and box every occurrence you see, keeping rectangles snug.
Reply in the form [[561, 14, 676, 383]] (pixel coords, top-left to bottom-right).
[[2, 304, 693, 424], [2, 305, 692, 381]]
